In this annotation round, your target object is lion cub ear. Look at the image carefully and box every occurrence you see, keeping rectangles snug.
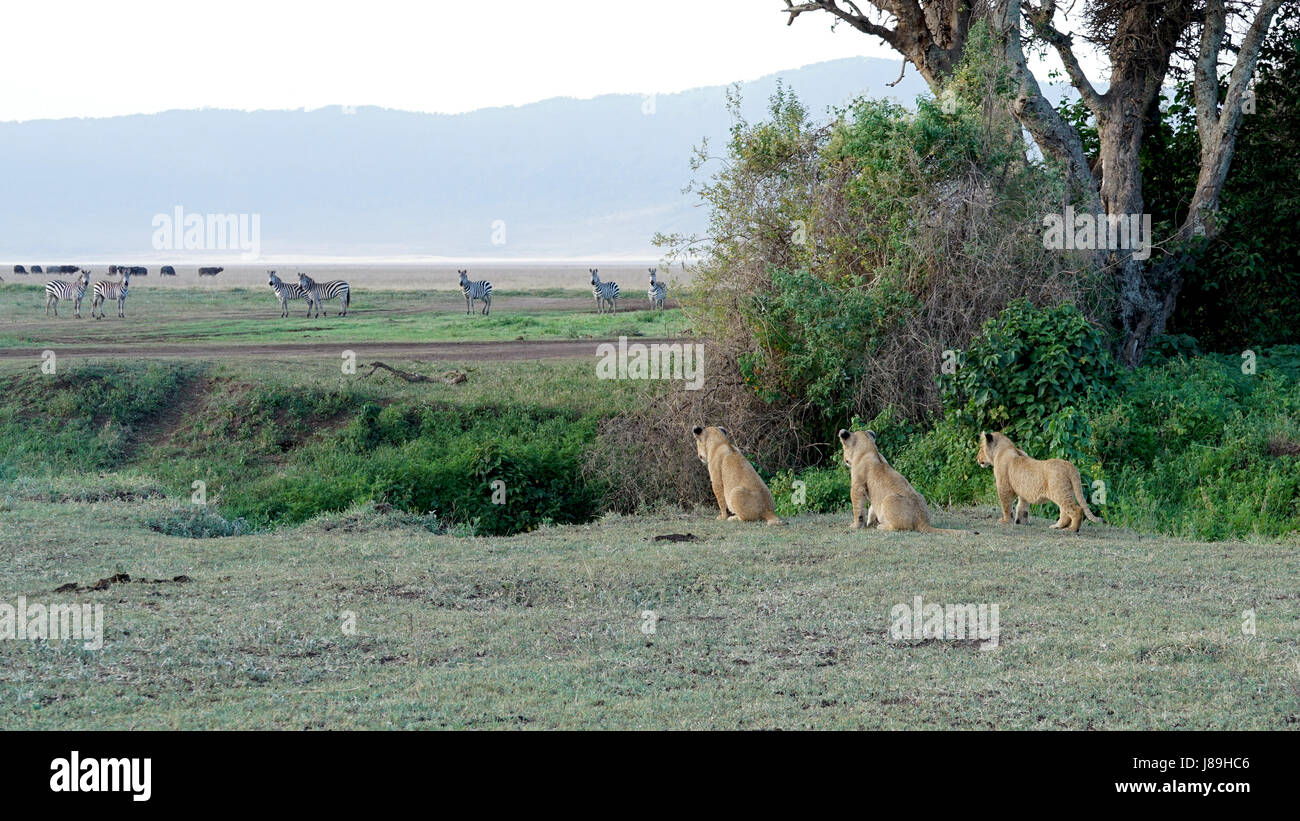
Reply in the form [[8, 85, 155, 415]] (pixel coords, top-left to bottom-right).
[[983, 431, 993, 443], [692, 425, 704, 437], [838, 429, 850, 441], [718, 426, 729, 438], [866, 430, 877, 441]]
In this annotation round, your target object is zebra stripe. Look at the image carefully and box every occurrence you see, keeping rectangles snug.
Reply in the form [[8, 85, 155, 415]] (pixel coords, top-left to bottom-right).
[[647, 268, 666, 310], [45, 271, 91, 318], [91, 272, 129, 319], [458, 269, 493, 315], [267, 271, 311, 317], [298, 272, 350, 317], [590, 268, 619, 314]]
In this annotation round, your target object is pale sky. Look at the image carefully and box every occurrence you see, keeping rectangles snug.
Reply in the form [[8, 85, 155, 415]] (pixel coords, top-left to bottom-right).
[[0, 0, 1100, 122]]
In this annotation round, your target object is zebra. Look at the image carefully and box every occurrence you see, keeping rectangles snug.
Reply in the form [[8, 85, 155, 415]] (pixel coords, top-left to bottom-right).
[[45, 269, 91, 318], [590, 268, 619, 314], [91, 270, 130, 319], [457, 269, 493, 315], [647, 267, 667, 310], [298, 272, 350, 317], [267, 270, 311, 317]]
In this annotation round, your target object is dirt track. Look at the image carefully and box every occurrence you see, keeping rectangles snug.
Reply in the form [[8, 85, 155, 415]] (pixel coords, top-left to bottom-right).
[[0, 338, 685, 361]]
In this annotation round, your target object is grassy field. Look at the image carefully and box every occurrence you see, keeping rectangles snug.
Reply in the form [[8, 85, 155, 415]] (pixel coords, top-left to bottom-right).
[[2, 289, 1297, 730], [2, 496, 1297, 730], [0, 283, 689, 347]]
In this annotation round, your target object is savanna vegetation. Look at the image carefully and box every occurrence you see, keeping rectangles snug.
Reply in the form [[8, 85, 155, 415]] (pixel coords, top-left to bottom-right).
[[604, 13, 1300, 543], [0, 357, 660, 537]]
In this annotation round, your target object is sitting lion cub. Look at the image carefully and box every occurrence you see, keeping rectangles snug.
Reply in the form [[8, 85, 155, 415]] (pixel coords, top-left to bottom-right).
[[692, 425, 784, 524], [976, 431, 1101, 532], [840, 429, 974, 535]]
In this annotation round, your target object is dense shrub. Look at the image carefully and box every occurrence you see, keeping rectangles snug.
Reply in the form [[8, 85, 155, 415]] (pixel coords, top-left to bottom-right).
[[614, 22, 1102, 511], [940, 299, 1118, 464], [223, 403, 604, 536]]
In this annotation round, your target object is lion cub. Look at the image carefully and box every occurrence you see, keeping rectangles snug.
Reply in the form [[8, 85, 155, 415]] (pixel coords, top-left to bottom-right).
[[692, 425, 784, 524], [840, 429, 973, 535], [976, 431, 1101, 532]]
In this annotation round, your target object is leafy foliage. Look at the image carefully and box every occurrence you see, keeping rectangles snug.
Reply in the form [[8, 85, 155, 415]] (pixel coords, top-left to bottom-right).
[[941, 299, 1118, 461]]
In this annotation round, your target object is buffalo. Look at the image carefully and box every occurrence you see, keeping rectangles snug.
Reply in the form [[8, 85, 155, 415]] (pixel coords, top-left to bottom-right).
[[198, 267, 224, 277], [160, 265, 176, 276], [12, 265, 26, 275], [31, 266, 43, 274]]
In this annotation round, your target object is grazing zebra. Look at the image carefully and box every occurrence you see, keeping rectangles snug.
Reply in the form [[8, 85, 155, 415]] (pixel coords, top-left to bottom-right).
[[91, 271, 130, 319], [590, 268, 619, 314], [457, 269, 493, 315], [298, 272, 350, 317], [647, 267, 667, 310], [45, 269, 91, 318], [267, 270, 311, 317]]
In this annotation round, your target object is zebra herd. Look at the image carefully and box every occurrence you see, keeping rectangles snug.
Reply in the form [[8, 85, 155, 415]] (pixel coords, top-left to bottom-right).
[[44, 269, 132, 319], [32, 266, 669, 320]]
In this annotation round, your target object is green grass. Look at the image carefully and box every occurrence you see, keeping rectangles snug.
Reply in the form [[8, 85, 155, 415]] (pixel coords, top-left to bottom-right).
[[2, 498, 1296, 729], [0, 284, 690, 347], [0, 357, 667, 535]]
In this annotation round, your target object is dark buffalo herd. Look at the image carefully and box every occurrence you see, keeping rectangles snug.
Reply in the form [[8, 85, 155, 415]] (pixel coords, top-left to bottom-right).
[[12, 264, 220, 277]]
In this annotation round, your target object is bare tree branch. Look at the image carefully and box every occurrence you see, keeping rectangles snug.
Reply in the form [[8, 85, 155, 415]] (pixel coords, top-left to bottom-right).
[[1025, 0, 1105, 116]]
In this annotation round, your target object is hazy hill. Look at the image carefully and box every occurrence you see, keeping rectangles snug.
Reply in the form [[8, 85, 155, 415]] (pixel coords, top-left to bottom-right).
[[0, 58, 933, 259]]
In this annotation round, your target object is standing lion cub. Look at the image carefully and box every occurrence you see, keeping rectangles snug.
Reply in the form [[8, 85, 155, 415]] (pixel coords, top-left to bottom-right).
[[840, 429, 974, 535], [976, 431, 1101, 532], [692, 425, 784, 524]]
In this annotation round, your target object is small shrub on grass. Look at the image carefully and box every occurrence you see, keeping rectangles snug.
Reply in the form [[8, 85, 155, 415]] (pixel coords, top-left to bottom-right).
[[143, 507, 253, 538]]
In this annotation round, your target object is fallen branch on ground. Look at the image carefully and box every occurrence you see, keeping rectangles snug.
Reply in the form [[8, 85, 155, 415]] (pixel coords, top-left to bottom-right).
[[364, 361, 469, 384]]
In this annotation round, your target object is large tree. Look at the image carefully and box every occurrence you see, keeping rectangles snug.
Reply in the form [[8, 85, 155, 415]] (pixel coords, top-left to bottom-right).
[[784, 0, 1285, 365]]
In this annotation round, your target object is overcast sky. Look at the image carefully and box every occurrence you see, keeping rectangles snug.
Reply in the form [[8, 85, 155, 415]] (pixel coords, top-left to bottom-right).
[[0, 0, 1098, 122]]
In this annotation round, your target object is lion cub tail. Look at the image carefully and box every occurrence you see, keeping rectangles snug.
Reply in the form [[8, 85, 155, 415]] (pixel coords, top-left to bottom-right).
[[765, 513, 787, 526], [1070, 468, 1102, 523]]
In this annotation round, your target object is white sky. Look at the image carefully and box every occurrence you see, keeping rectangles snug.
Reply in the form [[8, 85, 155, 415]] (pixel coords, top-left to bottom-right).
[[0, 0, 1100, 122]]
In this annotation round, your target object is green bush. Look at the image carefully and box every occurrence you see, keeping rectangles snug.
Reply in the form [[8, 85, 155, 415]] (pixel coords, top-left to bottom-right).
[[224, 403, 604, 537], [941, 299, 1117, 464], [770, 466, 847, 516]]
